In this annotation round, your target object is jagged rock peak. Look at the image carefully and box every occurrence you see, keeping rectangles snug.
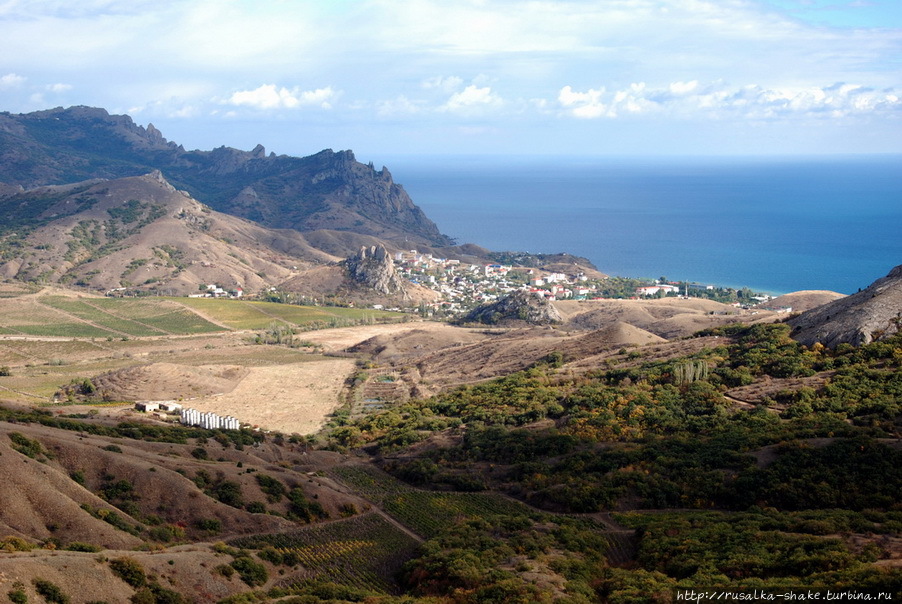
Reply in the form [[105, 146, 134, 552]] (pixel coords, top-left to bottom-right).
[[145, 123, 165, 143], [344, 245, 407, 296], [788, 264, 902, 348], [145, 170, 176, 192]]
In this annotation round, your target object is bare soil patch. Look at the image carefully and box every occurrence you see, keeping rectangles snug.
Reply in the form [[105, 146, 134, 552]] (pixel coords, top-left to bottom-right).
[[297, 321, 450, 353], [764, 290, 845, 313], [179, 358, 358, 435], [92, 362, 249, 401]]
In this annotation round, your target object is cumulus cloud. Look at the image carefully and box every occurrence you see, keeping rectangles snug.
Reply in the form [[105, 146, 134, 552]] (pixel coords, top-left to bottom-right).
[[226, 84, 337, 110], [440, 85, 503, 114], [558, 85, 607, 118], [46, 82, 72, 92], [0, 73, 26, 88]]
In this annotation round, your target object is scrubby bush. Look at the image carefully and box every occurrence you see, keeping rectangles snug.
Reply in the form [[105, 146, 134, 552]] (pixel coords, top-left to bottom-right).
[[194, 518, 222, 534], [1, 536, 35, 552], [65, 541, 101, 552], [33, 578, 69, 603], [109, 556, 147, 588], [230, 556, 268, 586]]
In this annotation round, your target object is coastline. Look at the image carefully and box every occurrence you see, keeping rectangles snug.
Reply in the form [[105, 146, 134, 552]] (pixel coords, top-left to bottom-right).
[[387, 154, 901, 297]]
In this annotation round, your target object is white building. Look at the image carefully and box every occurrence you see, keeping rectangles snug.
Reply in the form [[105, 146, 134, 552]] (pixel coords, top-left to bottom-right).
[[180, 408, 241, 430]]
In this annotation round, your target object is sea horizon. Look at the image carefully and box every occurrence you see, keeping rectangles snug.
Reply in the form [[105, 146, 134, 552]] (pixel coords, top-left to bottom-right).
[[377, 153, 902, 296]]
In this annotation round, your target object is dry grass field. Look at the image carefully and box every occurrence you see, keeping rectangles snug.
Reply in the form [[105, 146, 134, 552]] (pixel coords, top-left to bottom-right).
[[0, 289, 785, 435]]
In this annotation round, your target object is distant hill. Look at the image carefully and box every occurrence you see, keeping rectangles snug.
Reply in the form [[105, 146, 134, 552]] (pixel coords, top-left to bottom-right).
[[788, 264, 902, 347], [0, 106, 452, 247]]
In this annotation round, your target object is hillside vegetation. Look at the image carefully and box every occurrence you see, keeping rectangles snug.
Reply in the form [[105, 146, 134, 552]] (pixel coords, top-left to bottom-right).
[[0, 314, 899, 601]]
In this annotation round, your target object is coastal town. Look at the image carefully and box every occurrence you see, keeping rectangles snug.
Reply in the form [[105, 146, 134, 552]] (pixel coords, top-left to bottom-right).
[[388, 249, 776, 315]]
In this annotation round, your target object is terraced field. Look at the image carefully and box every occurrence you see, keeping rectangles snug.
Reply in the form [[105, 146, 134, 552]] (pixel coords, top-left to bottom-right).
[[175, 297, 398, 331], [331, 465, 538, 539], [0, 293, 404, 339], [229, 511, 420, 594]]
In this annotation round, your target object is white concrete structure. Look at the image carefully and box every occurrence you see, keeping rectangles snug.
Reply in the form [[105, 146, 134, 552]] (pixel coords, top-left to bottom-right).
[[180, 408, 241, 430]]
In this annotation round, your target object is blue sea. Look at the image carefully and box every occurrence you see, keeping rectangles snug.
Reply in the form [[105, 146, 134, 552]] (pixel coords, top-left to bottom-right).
[[382, 155, 902, 295]]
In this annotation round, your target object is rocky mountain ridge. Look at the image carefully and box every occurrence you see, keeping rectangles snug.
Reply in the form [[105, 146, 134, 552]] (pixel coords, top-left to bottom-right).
[[0, 106, 451, 246]]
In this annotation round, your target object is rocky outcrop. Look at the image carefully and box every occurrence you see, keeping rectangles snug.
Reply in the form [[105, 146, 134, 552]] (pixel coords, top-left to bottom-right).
[[788, 265, 902, 347], [462, 291, 564, 326], [344, 245, 408, 297]]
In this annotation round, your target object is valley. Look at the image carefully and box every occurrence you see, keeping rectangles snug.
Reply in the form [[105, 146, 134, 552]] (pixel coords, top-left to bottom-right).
[[0, 277, 898, 602]]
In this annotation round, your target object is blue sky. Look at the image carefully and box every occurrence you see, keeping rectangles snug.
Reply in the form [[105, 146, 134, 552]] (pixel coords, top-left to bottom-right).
[[0, 0, 899, 158]]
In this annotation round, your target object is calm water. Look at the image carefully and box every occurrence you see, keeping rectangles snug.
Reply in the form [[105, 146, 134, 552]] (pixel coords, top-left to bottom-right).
[[384, 155, 902, 295]]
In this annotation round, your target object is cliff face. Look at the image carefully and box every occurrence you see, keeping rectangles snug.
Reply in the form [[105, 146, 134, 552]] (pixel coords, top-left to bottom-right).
[[0, 106, 452, 246], [788, 264, 902, 347], [344, 245, 409, 297]]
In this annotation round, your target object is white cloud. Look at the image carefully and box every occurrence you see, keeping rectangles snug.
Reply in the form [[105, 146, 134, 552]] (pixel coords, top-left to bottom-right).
[[558, 86, 608, 119], [669, 80, 699, 95], [377, 95, 424, 117], [422, 76, 464, 92], [557, 80, 902, 121], [0, 0, 899, 153], [0, 73, 26, 88], [226, 85, 337, 110], [440, 85, 502, 114]]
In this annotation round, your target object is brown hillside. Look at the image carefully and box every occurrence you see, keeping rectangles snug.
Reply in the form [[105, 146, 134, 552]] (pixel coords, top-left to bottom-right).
[[763, 290, 845, 313], [554, 297, 773, 338], [0, 172, 333, 295], [0, 433, 143, 549], [788, 264, 902, 347]]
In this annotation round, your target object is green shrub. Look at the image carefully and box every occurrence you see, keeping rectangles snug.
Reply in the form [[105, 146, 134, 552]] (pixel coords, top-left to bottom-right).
[[213, 481, 243, 508], [9, 432, 47, 459], [254, 474, 286, 502], [195, 518, 222, 533], [33, 578, 69, 603], [230, 556, 268, 586], [1, 536, 35, 552], [7, 581, 27, 604], [245, 501, 266, 514], [109, 556, 146, 588], [214, 563, 235, 577], [65, 541, 101, 552]]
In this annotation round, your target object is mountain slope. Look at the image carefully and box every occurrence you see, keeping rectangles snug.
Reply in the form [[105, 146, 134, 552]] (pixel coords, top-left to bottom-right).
[[0, 106, 452, 246], [788, 264, 902, 347], [0, 171, 335, 294]]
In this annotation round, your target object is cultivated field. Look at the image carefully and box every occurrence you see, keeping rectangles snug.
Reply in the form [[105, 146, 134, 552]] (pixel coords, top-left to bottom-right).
[[0, 288, 413, 434]]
